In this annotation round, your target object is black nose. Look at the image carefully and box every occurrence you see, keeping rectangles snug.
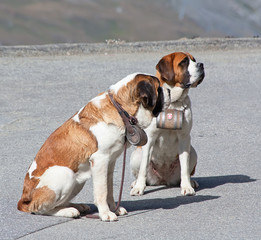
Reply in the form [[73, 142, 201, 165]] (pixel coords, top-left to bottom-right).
[[197, 63, 204, 69]]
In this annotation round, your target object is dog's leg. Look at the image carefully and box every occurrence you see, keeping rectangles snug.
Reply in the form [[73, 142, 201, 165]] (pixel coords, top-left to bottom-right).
[[27, 166, 82, 217], [106, 159, 128, 216], [130, 141, 153, 196], [66, 182, 91, 213], [190, 146, 199, 188], [130, 147, 143, 179], [91, 153, 118, 221], [179, 136, 196, 196]]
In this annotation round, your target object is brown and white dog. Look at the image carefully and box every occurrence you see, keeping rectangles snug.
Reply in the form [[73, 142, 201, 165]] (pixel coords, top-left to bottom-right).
[[17, 73, 165, 221], [130, 52, 205, 196]]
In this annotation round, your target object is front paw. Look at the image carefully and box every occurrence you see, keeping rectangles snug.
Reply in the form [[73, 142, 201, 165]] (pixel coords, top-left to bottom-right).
[[99, 211, 118, 222], [115, 206, 128, 216], [130, 181, 146, 196], [181, 186, 196, 196]]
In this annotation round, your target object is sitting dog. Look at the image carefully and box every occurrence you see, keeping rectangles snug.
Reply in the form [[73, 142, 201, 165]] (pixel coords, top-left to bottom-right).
[[130, 52, 205, 196], [17, 73, 166, 221]]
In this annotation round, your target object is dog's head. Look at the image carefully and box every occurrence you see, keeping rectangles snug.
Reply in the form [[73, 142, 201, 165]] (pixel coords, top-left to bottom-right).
[[133, 74, 164, 118], [156, 52, 205, 102], [110, 73, 165, 129]]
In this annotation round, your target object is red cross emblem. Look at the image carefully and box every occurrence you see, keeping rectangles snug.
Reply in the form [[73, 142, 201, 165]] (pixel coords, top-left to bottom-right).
[[167, 113, 173, 120]]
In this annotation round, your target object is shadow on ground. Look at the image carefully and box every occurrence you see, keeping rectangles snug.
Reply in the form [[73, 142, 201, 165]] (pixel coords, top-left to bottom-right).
[[194, 174, 256, 190], [87, 174, 256, 216]]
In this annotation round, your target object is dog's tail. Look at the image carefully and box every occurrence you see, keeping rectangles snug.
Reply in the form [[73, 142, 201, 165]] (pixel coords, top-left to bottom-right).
[[17, 173, 38, 212]]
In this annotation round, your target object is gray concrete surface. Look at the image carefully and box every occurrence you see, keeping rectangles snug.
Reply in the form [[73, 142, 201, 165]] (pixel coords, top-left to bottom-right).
[[0, 38, 260, 239]]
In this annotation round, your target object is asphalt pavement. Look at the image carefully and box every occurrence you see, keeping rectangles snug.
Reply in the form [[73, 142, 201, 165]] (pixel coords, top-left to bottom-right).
[[0, 38, 261, 239]]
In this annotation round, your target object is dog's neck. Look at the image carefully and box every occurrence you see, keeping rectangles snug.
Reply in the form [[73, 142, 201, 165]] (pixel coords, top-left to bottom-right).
[[163, 84, 190, 111]]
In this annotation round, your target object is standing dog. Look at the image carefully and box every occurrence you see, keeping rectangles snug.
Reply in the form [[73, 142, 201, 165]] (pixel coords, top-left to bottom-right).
[[17, 73, 166, 221], [130, 52, 205, 196]]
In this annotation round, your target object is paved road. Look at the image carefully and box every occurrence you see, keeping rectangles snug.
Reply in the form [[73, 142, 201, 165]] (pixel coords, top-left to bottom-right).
[[1, 39, 261, 239]]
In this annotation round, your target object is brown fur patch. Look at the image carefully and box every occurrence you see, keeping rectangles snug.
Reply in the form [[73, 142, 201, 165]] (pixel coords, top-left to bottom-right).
[[113, 74, 160, 116], [156, 52, 193, 88], [80, 93, 125, 128], [32, 119, 98, 175], [28, 186, 56, 213], [17, 173, 40, 212]]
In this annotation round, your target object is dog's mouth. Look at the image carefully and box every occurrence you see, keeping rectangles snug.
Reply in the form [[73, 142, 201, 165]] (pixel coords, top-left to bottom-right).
[[189, 71, 205, 88], [197, 71, 205, 85]]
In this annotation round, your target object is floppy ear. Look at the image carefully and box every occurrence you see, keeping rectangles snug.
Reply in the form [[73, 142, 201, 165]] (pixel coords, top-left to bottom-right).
[[136, 80, 157, 109], [185, 52, 196, 62], [152, 86, 164, 116], [156, 56, 175, 83]]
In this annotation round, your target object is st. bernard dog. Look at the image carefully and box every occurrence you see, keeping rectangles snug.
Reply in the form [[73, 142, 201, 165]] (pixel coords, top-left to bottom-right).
[[17, 73, 166, 221], [130, 52, 205, 196]]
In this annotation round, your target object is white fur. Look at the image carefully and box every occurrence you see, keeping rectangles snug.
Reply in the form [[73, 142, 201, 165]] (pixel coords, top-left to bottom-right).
[[135, 104, 154, 129], [72, 106, 84, 123], [36, 166, 75, 194], [91, 92, 107, 108], [188, 59, 201, 85], [89, 122, 127, 221], [110, 73, 140, 94], [28, 160, 37, 179], [163, 83, 184, 103], [76, 162, 92, 185], [90, 122, 125, 149], [44, 207, 80, 217], [34, 165, 91, 216]]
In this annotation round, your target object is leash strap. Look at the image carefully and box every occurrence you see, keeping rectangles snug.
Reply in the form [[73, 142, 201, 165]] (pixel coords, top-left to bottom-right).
[[114, 140, 127, 213], [108, 91, 138, 134]]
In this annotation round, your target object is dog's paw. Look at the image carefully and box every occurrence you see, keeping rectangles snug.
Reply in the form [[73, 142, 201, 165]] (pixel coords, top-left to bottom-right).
[[99, 211, 118, 222], [130, 180, 137, 189], [54, 207, 81, 218], [130, 182, 146, 196], [181, 186, 196, 196], [115, 206, 128, 216]]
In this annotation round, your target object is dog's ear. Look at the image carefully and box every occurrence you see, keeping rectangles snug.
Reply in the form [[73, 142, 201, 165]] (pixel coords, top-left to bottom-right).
[[136, 80, 157, 109], [152, 86, 164, 117], [185, 52, 196, 62], [156, 56, 175, 83]]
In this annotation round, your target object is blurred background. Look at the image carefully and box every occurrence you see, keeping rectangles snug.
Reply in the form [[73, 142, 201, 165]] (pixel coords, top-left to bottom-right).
[[0, 0, 261, 46]]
